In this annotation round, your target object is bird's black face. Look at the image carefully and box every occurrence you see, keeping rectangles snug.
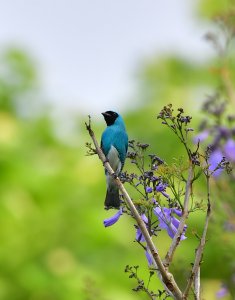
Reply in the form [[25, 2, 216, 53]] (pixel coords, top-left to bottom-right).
[[102, 111, 119, 126]]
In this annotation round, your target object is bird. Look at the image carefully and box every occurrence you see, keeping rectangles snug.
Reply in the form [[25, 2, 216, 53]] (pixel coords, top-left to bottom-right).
[[101, 111, 128, 209]]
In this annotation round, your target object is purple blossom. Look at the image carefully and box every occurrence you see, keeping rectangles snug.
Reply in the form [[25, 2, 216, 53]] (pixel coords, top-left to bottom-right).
[[136, 214, 148, 242], [151, 198, 157, 205], [218, 126, 230, 138], [150, 175, 158, 181], [153, 207, 187, 240], [209, 149, 224, 177], [193, 130, 209, 144], [156, 182, 167, 192], [216, 285, 229, 298], [172, 208, 183, 217], [146, 186, 153, 193], [180, 116, 191, 124], [156, 182, 169, 198], [224, 138, 235, 162], [103, 208, 122, 227], [141, 213, 148, 223], [135, 215, 155, 266], [136, 228, 145, 242], [145, 250, 153, 266]]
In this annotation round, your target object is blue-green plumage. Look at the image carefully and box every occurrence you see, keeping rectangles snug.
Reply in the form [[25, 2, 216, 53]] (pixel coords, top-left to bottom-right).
[[101, 111, 128, 209]]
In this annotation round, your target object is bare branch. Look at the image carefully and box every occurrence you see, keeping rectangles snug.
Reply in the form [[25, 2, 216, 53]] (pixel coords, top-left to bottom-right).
[[85, 116, 184, 300], [164, 163, 194, 267], [194, 267, 200, 299], [183, 173, 211, 298]]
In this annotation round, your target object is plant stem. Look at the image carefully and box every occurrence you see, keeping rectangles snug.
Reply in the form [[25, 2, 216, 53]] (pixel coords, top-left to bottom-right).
[[183, 172, 211, 299]]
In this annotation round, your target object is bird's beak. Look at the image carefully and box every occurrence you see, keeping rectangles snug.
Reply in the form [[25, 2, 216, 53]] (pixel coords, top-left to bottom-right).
[[102, 112, 109, 117]]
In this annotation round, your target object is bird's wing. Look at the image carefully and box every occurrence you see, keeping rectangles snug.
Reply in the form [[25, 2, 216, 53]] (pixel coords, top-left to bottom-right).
[[101, 128, 113, 157], [101, 126, 128, 166], [113, 131, 128, 166]]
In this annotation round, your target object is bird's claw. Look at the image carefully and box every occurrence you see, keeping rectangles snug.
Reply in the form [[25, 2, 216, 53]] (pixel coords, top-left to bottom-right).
[[111, 172, 118, 179]]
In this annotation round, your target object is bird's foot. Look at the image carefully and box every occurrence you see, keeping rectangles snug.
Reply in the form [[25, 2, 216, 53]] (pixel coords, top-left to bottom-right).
[[104, 205, 120, 210], [111, 172, 118, 179]]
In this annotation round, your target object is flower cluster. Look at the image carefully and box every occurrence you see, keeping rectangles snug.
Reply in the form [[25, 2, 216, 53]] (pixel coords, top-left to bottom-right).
[[103, 140, 188, 266], [157, 104, 201, 166], [194, 95, 235, 177], [153, 207, 187, 240], [103, 208, 123, 227], [104, 205, 186, 265]]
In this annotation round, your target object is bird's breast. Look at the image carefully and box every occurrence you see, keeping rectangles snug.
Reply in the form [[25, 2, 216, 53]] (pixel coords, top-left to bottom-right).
[[107, 145, 122, 174]]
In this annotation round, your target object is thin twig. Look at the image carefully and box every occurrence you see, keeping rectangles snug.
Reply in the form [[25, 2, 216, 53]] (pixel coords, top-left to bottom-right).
[[183, 173, 211, 298], [194, 267, 200, 299], [85, 117, 183, 300], [164, 163, 194, 267]]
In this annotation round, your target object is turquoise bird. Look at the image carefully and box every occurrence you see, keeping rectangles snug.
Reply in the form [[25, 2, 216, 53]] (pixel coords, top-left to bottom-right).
[[101, 111, 128, 209]]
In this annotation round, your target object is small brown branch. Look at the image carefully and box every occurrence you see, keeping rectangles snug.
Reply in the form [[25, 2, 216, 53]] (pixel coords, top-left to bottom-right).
[[164, 163, 194, 267], [85, 117, 183, 299], [183, 174, 211, 298], [194, 267, 200, 299]]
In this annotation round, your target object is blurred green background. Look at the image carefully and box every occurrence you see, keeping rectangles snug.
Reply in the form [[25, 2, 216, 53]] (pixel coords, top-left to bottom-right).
[[1, 1, 235, 299]]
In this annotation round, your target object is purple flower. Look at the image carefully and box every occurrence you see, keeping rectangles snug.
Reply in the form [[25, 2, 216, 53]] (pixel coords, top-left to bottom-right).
[[146, 186, 153, 193], [145, 250, 153, 266], [172, 208, 183, 217], [150, 175, 159, 182], [156, 182, 169, 198], [216, 284, 229, 298], [151, 198, 157, 205], [141, 213, 148, 223], [135, 216, 155, 266], [224, 138, 235, 162], [153, 207, 187, 240], [209, 149, 224, 177], [103, 208, 122, 227], [193, 130, 209, 144], [156, 182, 167, 192], [136, 214, 148, 242], [136, 228, 145, 242]]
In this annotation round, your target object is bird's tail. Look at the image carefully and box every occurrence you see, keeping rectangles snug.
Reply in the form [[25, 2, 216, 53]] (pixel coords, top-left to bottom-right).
[[105, 185, 120, 209]]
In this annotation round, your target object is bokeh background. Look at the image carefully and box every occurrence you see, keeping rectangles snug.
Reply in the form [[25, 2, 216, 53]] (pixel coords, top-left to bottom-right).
[[0, 0, 234, 299]]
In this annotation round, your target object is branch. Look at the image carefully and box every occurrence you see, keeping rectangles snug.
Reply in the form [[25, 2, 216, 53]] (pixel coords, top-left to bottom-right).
[[183, 173, 211, 298], [164, 163, 194, 267], [85, 116, 183, 300], [194, 267, 200, 299]]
